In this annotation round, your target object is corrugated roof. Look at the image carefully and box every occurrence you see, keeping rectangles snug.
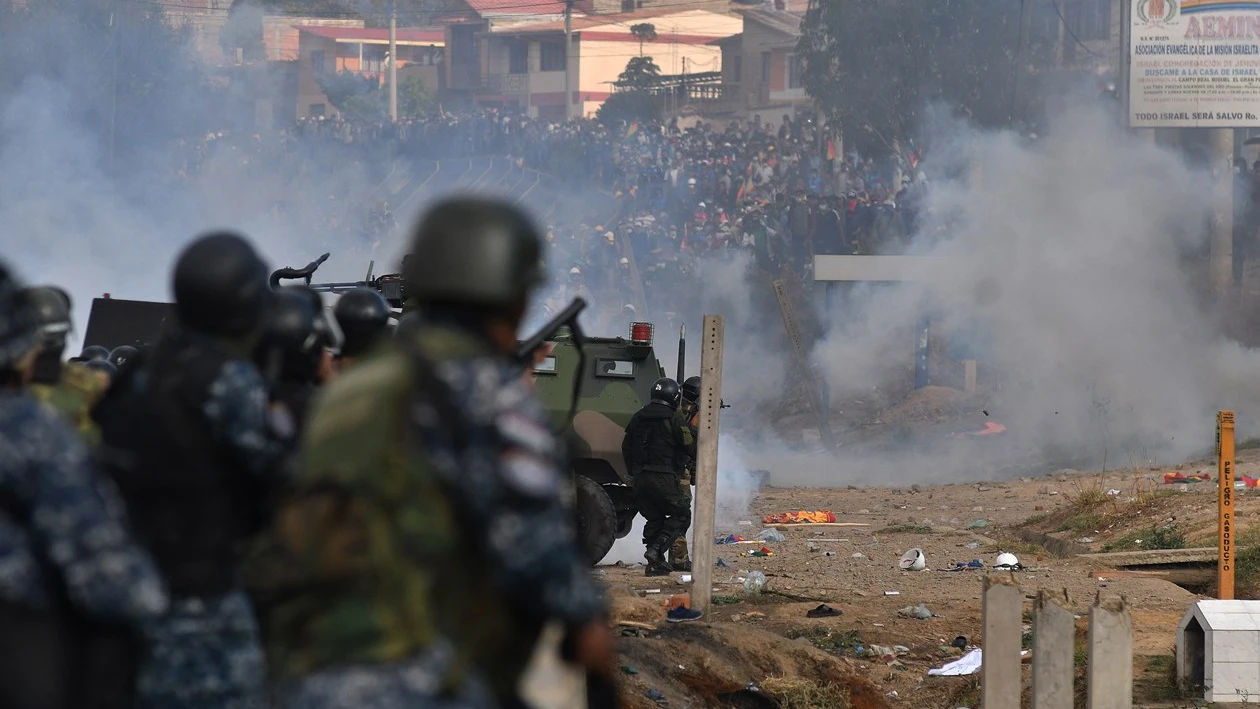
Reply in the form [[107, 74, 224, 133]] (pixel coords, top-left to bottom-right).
[[491, 8, 740, 35], [463, 0, 568, 16], [296, 26, 446, 44]]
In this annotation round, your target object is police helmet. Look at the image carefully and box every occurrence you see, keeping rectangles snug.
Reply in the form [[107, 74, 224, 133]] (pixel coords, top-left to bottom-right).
[[256, 290, 320, 382], [405, 197, 546, 308], [107, 345, 138, 370], [394, 310, 422, 340], [282, 285, 338, 350], [334, 288, 390, 357], [650, 377, 681, 408], [0, 262, 37, 370], [79, 345, 110, 361], [681, 375, 701, 403], [172, 231, 270, 337], [22, 286, 72, 352], [83, 358, 118, 381]]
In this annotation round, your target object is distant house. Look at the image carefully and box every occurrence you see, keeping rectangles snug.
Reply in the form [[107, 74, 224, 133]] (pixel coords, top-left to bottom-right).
[[711, 6, 809, 117], [296, 26, 446, 118], [440, 6, 740, 119]]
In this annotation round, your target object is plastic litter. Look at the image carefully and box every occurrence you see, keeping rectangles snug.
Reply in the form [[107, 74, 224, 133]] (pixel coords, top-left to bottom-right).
[[756, 528, 786, 542], [1107, 488, 1122, 496], [965, 541, 982, 549], [898, 603, 936, 619], [743, 571, 766, 594], [929, 649, 983, 676], [966, 519, 989, 529], [883, 590, 901, 596], [716, 558, 730, 568], [852, 552, 865, 559], [680, 574, 693, 583], [899, 548, 927, 571]]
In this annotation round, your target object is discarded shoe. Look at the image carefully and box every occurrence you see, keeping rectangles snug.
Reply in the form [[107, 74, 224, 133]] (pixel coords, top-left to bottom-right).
[[667, 606, 703, 623], [806, 604, 842, 618]]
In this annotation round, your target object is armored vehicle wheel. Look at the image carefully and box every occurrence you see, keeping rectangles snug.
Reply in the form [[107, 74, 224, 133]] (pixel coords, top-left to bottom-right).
[[574, 474, 616, 566]]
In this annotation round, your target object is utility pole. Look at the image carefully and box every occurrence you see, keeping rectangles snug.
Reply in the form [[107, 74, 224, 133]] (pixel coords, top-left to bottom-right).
[[389, 0, 398, 122], [109, 9, 120, 171], [563, 0, 574, 120]]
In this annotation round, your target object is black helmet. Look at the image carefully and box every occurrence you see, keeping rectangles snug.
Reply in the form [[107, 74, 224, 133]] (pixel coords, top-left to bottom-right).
[[394, 310, 422, 340], [681, 375, 701, 403], [334, 288, 390, 357], [79, 345, 110, 361], [282, 285, 338, 350], [172, 231, 270, 337], [650, 377, 681, 408], [405, 197, 546, 308], [83, 358, 118, 381], [256, 290, 320, 382], [107, 345, 138, 370], [22, 286, 72, 349], [0, 262, 36, 370]]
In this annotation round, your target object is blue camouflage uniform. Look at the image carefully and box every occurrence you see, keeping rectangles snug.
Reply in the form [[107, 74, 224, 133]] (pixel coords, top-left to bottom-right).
[[98, 332, 292, 709], [270, 321, 605, 709]]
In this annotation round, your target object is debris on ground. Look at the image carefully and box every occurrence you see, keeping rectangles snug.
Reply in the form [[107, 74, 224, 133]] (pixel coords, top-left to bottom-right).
[[756, 528, 786, 542], [898, 603, 937, 619], [806, 604, 842, 618], [762, 510, 837, 524], [899, 548, 927, 570], [928, 648, 983, 676], [966, 519, 989, 529]]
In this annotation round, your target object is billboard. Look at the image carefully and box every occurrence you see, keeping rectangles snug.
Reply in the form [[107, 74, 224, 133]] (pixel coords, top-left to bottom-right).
[[1129, 0, 1260, 128]]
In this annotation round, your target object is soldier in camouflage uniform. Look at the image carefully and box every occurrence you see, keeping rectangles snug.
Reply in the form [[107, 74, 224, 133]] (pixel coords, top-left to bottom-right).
[[0, 260, 169, 709], [268, 197, 614, 709], [624, 378, 696, 577], [668, 376, 706, 570], [23, 285, 108, 443], [93, 232, 294, 709]]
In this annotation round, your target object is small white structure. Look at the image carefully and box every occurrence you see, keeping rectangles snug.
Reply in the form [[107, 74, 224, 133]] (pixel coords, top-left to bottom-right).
[[1177, 600, 1260, 703]]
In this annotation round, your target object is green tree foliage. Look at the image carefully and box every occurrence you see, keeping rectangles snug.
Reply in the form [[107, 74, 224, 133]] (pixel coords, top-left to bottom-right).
[[629, 22, 657, 56], [317, 71, 380, 112], [398, 74, 435, 119], [616, 56, 662, 90], [596, 91, 663, 128], [797, 0, 1054, 155]]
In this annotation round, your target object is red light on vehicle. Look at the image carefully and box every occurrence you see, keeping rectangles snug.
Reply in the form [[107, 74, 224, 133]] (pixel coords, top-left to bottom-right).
[[630, 321, 653, 345]]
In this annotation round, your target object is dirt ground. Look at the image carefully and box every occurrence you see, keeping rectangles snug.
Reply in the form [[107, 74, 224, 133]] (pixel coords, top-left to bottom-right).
[[590, 450, 1260, 709]]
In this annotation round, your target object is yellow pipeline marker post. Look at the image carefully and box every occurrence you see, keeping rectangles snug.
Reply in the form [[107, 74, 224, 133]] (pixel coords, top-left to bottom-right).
[[1218, 410, 1236, 600]]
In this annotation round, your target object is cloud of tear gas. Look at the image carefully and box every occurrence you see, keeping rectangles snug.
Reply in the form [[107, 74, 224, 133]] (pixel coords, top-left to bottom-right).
[[787, 102, 1260, 486]]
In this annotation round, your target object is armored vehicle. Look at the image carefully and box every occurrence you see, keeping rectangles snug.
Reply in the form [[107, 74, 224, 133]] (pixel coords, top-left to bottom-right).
[[532, 321, 670, 564]]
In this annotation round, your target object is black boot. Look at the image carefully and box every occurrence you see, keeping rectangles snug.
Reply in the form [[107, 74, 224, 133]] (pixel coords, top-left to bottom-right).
[[644, 538, 675, 574]]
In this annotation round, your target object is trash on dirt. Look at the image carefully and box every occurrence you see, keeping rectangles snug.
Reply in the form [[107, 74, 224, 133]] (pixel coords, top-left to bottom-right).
[[737, 520, 753, 526], [749, 546, 774, 557], [806, 542, 819, 552], [940, 560, 984, 572], [868, 644, 897, 661], [899, 548, 927, 571], [966, 519, 989, 529], [952, 635, 969, 650], [666, 606, 702, 623], [679, 574, 693, 583], [898, 603, 936, 619], [643, 589, 662, 594], [1106, 489, 1122, 496], [743, 571, 767, 594], [762, 510, 836, 524], [716, 558, 730, 568], [806, 604, 842, 618], [1163, 471, 1210, 484], [714, 534, 745, 545], [645, 688, 666, 701], [1079, 537, 1095, 543], [591, 569, 607, 579], [621, 665, 639, 675], [1034, 505, 1045, 511], [756, 528, 787, 542], [994, 552, 1020, 570], [852, 552, 865, 559], [825, 551, 836, 557], [884, 590, 901, 596], [928, 648, 983, 676], [893, 645, 910, 655], [965, 541, 981, 549]]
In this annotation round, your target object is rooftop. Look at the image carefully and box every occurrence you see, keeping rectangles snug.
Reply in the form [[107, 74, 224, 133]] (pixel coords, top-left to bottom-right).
[[295, 25, 446, 45], [737, 7, 804, 37], [463, 0, 568, 16]]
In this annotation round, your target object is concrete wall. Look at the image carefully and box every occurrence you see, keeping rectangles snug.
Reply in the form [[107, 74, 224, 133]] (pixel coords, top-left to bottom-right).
[[263, 17, 364, 62]]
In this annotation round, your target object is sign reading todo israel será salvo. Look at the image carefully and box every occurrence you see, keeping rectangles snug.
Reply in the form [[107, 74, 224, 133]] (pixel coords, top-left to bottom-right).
[[1130, 0, 1260, 128]]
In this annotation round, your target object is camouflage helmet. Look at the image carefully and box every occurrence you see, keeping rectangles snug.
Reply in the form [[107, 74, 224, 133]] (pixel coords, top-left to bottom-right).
[[650, 377, 680, 409], [405, 197, 545, 308], [0, 261, 37, 370]]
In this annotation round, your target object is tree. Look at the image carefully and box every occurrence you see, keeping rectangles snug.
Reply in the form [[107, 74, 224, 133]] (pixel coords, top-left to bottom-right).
[[797, 0, 1054, 155], [629, 22, 657, 57], [616, 56, 662, 90], [398, 74, 435, 119], [316, 71, 381, 113], [596, 91, 663, 128]]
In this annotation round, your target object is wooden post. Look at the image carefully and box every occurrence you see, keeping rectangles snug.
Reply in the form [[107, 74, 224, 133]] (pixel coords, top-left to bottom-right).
[[963, 359, 977, 394], [982, 577, 1023, 709], [690, 315, 724, 617], [1218, 410, 1236, 599], [1087, 595, 1133, 709], [1211, 129, 1235, 297], [1032, 591, 1075, 709]]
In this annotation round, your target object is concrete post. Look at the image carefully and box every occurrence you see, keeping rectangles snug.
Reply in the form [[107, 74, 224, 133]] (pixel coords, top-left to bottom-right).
[[1211, 128, 1235, 296], [689, 315, 724, 617], [1087, 594, 1133, 709], [1033, 591, 1075, 709], [982, 576, 1023, 709]]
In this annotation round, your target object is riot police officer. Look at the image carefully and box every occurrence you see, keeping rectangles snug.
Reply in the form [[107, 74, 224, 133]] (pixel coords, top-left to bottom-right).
[[284, 285, 337, 383], [0, 261, 169, 709], [23, 285, 108, 442], [78, 344, 109, 362], [108, 345, 138, 371], [332, 287, 390, 371], [269, 197, 614, 709], [255, 289, 323, 430], [623, 378, 696, 576], [93, 231, 293, 709]]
